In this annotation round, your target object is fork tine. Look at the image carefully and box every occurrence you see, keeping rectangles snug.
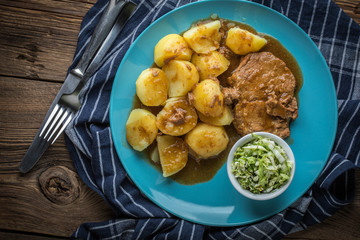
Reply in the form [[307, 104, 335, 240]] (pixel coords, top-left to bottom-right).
[[51, 112, 73, 144], [40, 104, 59, 137], [43, 106, 64, 140], [47, 109, 71, 142], [49, 109, 73, 144]]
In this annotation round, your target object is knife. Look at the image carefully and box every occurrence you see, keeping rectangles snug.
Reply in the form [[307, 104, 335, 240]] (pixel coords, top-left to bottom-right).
[[19, 0, 136, 173]]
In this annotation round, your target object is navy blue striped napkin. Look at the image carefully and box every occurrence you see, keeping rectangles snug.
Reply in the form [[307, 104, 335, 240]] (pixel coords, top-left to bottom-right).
[[66, 0, 360, 239]]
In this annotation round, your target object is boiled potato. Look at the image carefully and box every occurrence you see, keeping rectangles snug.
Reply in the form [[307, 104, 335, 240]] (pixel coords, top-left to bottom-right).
[[198, 105, 233, 126], [183, 20, 221, 54], [185, 123, 229, 159], [225, 27, 267, 55], [191, 79, 224, 117], [162, 60, 199, 97], [156, 97, 198, 136], [154, 34, 193, 67], [136, 68, 168, 106], [157, 135, 188, 177], [191, 51, 230, 80], [126, 109, 158, 151]]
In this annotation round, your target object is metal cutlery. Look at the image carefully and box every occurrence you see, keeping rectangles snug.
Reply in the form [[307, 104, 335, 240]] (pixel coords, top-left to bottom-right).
[[19, 0, 136, 173]]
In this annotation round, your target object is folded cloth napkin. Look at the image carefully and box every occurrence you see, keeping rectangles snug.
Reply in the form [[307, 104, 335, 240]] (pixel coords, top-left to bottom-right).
[[66, 0, 360, 239]]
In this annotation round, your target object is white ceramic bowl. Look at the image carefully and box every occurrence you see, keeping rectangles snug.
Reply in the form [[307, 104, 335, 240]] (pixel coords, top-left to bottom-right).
[[227, 132, 295, 200]]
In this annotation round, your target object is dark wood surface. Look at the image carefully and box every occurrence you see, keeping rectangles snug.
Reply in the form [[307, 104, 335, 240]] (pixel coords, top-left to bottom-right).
[[0, 0, 359, 239]]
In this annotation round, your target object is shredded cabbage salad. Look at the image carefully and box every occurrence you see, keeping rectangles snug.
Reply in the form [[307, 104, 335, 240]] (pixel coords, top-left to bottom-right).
[[231, 134, 293, 194]]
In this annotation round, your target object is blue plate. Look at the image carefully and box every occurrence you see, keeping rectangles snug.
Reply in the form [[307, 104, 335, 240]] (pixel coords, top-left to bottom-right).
[[110, 0, 337, 226]]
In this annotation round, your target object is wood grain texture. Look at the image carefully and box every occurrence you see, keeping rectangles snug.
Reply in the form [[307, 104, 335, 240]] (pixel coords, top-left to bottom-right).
[[334, 0, 360, 24], [0, 1, 112, 237], [0, 0, 359, 239], [0, 231, 67, 240], [0, 77, 115, 237], [0, 0, 96, 82]]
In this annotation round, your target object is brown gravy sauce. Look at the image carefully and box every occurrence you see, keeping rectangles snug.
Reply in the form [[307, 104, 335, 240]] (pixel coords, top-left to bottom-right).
[[132, 17, 303, 185]]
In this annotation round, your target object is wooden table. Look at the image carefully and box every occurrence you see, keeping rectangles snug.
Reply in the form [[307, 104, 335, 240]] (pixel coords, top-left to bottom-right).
[[0, 0, 359, 239]]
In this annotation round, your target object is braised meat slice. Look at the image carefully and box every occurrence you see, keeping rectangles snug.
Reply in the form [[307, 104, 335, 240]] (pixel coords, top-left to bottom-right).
[[228, 52, 298, 138], [265, 97, 298, 120], [233, 101, 290, 138], [222, 87, 240, 105], [228, 52, 296, 102]]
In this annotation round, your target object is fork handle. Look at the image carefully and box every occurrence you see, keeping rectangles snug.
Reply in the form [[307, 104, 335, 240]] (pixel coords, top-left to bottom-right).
[[73, 0, 128, 78]]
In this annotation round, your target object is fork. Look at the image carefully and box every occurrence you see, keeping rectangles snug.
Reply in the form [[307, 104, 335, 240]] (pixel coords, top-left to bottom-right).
[[39, 92, 79, 145], [19, 0, 136, 173]]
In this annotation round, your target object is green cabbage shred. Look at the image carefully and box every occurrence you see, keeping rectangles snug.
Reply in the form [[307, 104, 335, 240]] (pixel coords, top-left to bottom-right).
[[231, 134, 292, 194]]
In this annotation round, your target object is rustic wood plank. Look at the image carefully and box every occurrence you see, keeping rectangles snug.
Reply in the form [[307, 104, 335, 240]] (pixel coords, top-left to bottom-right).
[[0, 0, 95, 82], [0, 230, 67, 240], [0, 0, 359, 239], [0, 77, 115, 237], [334, 0, 360, 24], [0, 1, 114, 236], [0, 0, 97, 18], [0, 177, 115, 237]]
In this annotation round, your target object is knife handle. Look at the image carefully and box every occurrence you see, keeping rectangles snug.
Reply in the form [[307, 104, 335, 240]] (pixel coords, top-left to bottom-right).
[[74, 0, 128, 78], [80, 1, 136, 84], [69, 1, 136, 94]]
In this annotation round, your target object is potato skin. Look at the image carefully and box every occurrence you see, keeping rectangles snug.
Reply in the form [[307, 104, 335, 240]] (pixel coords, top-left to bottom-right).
[[126, 109, 158, 151], [191, 51, 230, 80], [154, 34, 193, 67], [136, 68, 168, 106], [191, 79, 224, 117], [156, 97, 198, 136], [162, 60, 199, 97], [225, 27, 267, 55], [185, 123, 229, 159], [198, 105, 233, 126], [157, 135, 188, 177], [183, 20, 221, 54]]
